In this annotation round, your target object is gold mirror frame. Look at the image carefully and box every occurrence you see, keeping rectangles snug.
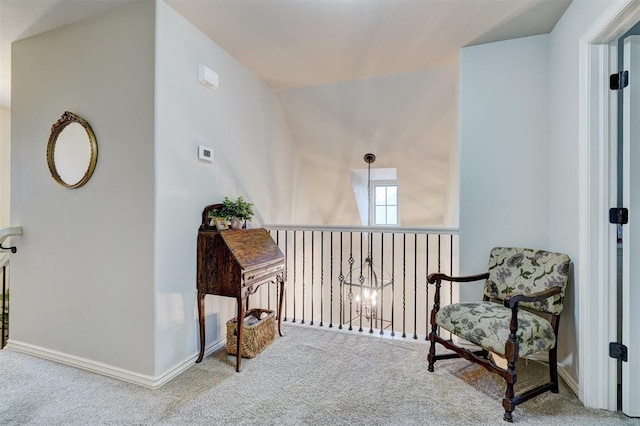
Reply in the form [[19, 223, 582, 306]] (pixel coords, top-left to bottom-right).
[[46, 111, 98, 189]]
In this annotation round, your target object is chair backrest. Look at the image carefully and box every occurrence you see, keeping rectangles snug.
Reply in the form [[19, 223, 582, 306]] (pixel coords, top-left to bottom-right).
[[483, 247, 571, 315]]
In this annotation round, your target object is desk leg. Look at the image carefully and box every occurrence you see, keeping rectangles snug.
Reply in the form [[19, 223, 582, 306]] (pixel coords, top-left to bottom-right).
[[278, 275, 285, 337], [196, 293, 205, 363], [235, 296, 244, 372]]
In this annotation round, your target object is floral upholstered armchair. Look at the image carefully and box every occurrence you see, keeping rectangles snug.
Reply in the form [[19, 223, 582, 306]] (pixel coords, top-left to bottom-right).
[[427, 247, 571, 422]]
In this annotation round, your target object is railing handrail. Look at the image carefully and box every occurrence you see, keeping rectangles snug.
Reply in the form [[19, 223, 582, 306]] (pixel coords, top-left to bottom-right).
[[263, 224, 459, 235], [0, 226, 23, 247], [0, 226, 22, 255]]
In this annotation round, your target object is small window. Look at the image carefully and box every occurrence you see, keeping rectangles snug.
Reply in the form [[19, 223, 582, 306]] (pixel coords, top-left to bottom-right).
[[372, 183, 398, 225]]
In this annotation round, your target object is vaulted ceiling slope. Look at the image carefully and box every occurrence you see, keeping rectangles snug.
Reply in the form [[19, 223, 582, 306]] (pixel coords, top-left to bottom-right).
[[1, 0, 571, 107], [0, 0, 132, 108], [165, 0, 572, 91]]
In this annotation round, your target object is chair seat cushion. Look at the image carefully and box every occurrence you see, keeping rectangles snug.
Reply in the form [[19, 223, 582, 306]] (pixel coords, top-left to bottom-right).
[[435, 301, 556, 357]]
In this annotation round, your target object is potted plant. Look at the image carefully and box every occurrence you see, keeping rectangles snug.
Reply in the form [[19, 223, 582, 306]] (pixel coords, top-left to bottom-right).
[[216, 196, 254, 229]]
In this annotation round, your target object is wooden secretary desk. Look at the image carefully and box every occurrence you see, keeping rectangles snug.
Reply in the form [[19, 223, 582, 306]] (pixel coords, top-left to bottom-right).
[[195, 205, 285, 372]]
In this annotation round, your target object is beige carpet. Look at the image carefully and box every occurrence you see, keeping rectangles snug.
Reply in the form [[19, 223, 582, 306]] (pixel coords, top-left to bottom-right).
[[0, 325, 637, 425]]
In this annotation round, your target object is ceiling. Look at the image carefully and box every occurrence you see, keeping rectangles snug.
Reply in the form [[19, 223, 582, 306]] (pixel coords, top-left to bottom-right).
[[0, 0, 572, 109], [166, 0, 572, 91]]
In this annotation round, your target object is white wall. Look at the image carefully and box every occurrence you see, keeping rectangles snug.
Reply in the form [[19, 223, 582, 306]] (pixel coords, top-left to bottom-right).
[[547, 0, 615, 387], [10, 1, 157, 375], [9, 0, 306, 381], [154, 1, 303, 375], [0, 107, 9, 228], [459, 34, 550, 297], [444, 116, 459, 227], [458, 0, 617, 390]]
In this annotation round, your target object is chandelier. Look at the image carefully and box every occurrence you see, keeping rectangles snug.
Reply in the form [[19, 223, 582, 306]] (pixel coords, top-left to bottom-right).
[[354, 258, 379, 321], [341, 153, 393, 330]]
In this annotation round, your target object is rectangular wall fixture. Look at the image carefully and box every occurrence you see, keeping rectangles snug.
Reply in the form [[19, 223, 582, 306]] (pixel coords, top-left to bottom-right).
[[198, 64, 219, 91], [198, 145, 213, 163]]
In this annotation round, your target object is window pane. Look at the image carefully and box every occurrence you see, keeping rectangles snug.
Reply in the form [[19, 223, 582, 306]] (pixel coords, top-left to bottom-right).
[[387, 206, 397, 224], [386, 186, 397, 205], [375, 206, 386, 224], [375, 187, 386, 206]]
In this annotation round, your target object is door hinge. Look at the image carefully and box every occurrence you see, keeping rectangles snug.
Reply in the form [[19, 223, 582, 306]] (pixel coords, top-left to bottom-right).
[[609, 207, 629, 224], [610, 342, 628, 362], [610, 71, 629, 90]]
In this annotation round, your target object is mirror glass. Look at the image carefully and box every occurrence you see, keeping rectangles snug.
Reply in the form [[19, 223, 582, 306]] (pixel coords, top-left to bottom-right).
[[54, 122, 92, 185], [47, 112, 98, 189]]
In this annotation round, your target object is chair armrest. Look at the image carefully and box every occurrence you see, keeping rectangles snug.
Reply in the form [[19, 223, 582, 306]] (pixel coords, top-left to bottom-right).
[[501, 287, 562, 362], [427, 272, 489, 284], [503, 286, 562, 309]]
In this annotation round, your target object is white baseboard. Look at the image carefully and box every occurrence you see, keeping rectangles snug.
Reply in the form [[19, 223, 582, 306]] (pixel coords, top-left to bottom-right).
[[152, 338, 227, 388], [558, 365, 579, 397], [5, 338, 226, 389], [524, 352, 579, 397]]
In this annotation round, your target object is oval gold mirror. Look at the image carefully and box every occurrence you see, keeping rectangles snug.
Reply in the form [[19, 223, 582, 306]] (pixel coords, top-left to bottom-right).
[[46, 111, 98, 189]]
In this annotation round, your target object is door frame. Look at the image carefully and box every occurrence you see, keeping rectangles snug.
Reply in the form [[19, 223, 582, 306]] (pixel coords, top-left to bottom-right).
[[579, 0, 640, 410], [621, 34, 640, 416]]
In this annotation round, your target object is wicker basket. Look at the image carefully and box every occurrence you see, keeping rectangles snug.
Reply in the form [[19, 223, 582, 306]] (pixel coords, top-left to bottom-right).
[[226, 308, 275, 358]]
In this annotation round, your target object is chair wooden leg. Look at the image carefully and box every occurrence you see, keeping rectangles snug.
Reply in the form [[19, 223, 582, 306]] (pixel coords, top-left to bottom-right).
[[502, 360, 517, 422], [502, 369, 517, 422], [549, 346, 559, 393], [502, 342, 518, 422], [427, 332, 437, 372], [502, 381, 516, 422]]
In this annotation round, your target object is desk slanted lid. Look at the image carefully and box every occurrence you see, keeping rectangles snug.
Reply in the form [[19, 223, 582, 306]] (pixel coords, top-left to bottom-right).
[[218, 228, 283, 270]]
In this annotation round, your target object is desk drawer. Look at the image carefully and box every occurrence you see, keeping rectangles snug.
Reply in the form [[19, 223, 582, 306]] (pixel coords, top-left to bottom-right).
[[243, 263, 284, 286]]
